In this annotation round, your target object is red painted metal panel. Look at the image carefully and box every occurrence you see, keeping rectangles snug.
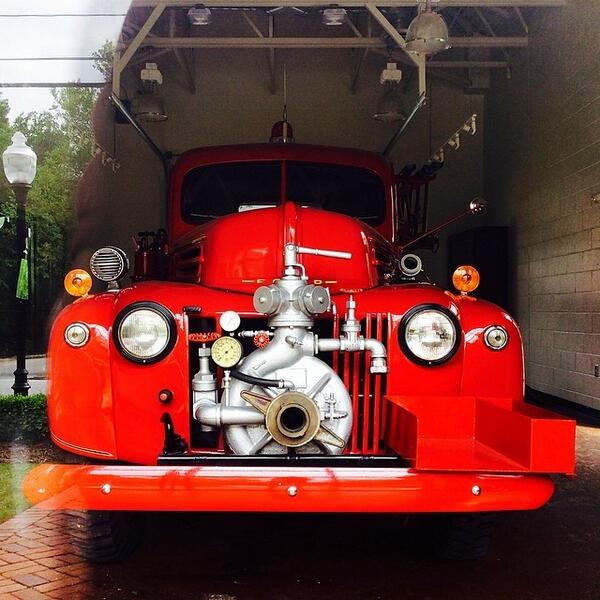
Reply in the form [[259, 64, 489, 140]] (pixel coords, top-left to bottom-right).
[[47, 295, 118, 459], [384, 395, 576, 475], [174, 202, 382, 295], [23, 464, 555, 513]]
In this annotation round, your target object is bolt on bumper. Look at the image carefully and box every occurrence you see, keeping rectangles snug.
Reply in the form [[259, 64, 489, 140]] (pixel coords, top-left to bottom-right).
[[23, 464, 555, 513]]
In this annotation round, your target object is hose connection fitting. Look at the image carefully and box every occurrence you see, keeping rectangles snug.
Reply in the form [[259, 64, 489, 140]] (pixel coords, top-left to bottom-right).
[[317, 296, 388, 374]]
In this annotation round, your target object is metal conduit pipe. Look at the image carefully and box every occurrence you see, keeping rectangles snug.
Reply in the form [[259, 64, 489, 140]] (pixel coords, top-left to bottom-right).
[[195, 402, 265, 427], [317, 337, 388, 373]]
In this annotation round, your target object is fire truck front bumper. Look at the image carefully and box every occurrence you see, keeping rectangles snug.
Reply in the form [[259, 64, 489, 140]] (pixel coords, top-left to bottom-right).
[[23, 461, 555, 513]]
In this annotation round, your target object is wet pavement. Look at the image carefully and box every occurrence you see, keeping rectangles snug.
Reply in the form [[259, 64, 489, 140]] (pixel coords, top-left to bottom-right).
[[2, 422, 598, 600]]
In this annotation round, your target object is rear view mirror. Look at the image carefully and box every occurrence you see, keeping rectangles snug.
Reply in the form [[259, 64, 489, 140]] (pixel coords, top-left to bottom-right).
[[469, 197, 487, 214]]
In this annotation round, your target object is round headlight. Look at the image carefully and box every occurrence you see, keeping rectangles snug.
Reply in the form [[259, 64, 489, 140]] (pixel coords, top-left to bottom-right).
[[484, 325, 508, 350], [400, 305, 460, 365], [90, 246, 129, 283], [114, 302, 176, 364], [64, 323, 90, 348]]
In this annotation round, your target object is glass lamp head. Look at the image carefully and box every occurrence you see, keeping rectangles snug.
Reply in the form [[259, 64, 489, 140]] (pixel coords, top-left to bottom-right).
[[3, 132, 37, 185]]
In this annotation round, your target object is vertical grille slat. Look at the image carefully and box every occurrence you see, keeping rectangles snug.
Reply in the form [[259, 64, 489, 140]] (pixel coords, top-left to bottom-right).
[[332, 304, 340, 373], [363, 315, 373, 453], [354, 351, 364, 453], [372, 313, 385, 455]]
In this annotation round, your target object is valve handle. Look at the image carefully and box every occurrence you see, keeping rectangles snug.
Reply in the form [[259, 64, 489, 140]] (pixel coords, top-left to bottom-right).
[[284, 243, 352, 269], [296, 245, 352, 260]]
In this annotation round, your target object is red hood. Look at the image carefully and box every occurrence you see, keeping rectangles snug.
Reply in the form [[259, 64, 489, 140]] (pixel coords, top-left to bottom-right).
[[172, 202, 391, 294]]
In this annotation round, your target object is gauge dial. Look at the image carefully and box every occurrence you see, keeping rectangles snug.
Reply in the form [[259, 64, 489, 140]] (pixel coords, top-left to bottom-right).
[[219, 310, 241, 333], [210, 336, 243, 368]]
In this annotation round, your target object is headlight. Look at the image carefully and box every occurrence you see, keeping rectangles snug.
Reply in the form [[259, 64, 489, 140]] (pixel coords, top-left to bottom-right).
[[113, 302, 176, 364], [64, 323, 90, 347], [484, 325, 508, 350], [400, 305, 461, 365]]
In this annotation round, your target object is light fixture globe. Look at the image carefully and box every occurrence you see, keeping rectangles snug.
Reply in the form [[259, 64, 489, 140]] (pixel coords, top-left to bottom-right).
[[188, 5, 212, 26], [2, 132, 37, 185], [131, 92, 168, 122], [374, 84, 406, 123], [405, 9, 451, 55], [322, 6, 347, 26]]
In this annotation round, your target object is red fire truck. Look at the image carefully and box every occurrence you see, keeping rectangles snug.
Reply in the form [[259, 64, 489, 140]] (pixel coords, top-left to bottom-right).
[[25, 138, 576, 562]]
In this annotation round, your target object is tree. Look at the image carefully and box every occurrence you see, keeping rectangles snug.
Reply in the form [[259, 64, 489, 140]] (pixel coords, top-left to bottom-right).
[[92, 41, 115, 83], [0, 41, 114, 354]]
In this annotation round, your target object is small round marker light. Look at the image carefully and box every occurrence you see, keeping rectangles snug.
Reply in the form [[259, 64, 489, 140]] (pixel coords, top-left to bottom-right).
[[64, 323, 90, 347], [484, 326, 509, 350], [452, 265, 480, 295], [64, 269, 92, 297]]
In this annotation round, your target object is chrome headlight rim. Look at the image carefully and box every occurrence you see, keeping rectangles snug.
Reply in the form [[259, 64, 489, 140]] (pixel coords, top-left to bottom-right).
[[399, 304, 461, 366], [113, 301, 177, 365], [64, 322, 90, 348], [483, 325, 509, 351]]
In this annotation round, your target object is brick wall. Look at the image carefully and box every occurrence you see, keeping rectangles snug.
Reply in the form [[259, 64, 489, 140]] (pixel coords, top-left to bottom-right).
[[485, 0, 600, 409]]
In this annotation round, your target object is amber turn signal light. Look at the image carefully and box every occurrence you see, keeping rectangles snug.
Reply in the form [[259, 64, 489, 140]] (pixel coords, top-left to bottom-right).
[[64, 269, 93, 297], [452, 265, 480, 294]]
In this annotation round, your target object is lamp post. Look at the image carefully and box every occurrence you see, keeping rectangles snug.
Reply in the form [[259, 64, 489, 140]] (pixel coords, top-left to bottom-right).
[[2, 132, 37, 396]]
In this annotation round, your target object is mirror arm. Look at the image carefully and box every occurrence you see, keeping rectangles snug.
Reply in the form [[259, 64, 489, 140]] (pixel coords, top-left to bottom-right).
[[397, 200, 485, 254]]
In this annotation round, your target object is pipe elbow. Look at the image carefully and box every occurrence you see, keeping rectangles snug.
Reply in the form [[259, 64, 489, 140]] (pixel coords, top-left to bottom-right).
[[364, 338, 388, 374], [364, 338, 386, 359]]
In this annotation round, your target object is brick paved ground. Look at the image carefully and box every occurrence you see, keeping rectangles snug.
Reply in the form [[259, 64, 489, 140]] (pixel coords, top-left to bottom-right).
[[0, 423, 598, 600], [0, 509, 91, 599]]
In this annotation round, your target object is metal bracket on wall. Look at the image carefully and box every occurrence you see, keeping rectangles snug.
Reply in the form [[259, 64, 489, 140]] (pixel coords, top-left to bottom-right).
[[430, 113, 477, 163]]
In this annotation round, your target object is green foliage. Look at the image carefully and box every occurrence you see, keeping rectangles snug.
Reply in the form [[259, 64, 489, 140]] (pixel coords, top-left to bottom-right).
[[93, 40, 115, 83], [0, 47, 107, 354], [0, 394, 48, 442], [0, 463, 34, 523]]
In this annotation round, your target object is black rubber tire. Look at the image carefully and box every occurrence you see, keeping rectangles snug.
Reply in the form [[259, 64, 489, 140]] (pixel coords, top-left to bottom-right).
[[66, 510, 143, 564], [433, 513, 496, 561]]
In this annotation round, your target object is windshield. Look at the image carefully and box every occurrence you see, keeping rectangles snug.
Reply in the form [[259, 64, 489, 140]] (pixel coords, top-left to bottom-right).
[[182, 160, 386, 226]]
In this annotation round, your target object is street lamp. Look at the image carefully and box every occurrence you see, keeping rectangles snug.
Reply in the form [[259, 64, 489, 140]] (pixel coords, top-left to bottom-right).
[[2, 132, 37, 396]]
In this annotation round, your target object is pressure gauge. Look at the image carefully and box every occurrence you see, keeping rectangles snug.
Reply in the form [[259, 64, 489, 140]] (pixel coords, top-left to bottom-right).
[[219, 310, 241, 333], [211, 336, 243, 368]]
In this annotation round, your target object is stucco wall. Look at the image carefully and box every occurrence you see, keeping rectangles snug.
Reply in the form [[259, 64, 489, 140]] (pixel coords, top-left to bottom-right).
[[485, 0, 600, 409]]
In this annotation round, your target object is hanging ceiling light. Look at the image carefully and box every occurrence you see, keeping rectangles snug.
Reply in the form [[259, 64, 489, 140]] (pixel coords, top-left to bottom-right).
[[131, 63, 167, 123], [322, 5, 347, 26], [187, 4, 212, 26], [374, 82, 406, 123], [374, 63, 405, 123], [405, 1, 451, 55]]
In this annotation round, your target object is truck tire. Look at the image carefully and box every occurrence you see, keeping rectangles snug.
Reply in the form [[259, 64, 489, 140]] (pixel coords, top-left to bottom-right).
[[66, 510, 143, 564], [433, 513, 496, 561]]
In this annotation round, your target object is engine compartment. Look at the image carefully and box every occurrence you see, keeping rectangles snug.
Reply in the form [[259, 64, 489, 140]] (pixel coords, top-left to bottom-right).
[[192, 243, 387, 456]]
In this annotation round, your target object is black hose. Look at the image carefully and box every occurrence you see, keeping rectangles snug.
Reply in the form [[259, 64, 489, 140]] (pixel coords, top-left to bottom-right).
[[231, 370, 282, 388]]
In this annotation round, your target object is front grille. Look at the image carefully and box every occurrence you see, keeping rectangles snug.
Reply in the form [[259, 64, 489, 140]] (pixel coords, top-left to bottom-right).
[[332, 311, 390, 455], [187, 312, 390, 455]]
